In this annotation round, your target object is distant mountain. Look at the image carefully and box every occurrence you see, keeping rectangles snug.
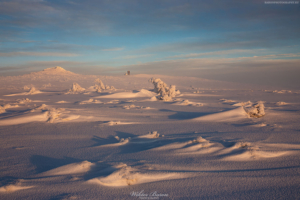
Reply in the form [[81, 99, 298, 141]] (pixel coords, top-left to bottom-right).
[[29, 66, 77, 76]]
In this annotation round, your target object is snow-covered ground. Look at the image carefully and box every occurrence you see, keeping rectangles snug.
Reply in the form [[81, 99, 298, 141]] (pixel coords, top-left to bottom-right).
[[0, 67, 300, 200]]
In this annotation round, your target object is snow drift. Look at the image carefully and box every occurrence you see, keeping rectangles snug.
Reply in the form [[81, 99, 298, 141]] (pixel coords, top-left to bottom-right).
[[96, 89, 155, 98], [87, 164, 185, 187]]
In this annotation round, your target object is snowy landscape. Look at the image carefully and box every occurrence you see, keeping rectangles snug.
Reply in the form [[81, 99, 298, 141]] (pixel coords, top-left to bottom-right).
[[0, 66, 299, 199]]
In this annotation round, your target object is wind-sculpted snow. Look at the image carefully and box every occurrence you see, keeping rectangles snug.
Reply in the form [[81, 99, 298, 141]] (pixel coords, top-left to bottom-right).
[[87, 164, 186, 187], [193, 107, 248, 122], [66, 83, 85, 94], [0, 104, 80, 126], [276, 101, 288, 105], [90, 78, 116, 93], [95, 89, 155, 98], [154, 136, 292, 160], [79, 98, 102, 104], [149, 78, 180, 101], [41, 161, 95, 176], [4, 86, 42, 96], [243, 101, 265, 118], [173, 99, 203, 107], [137, 131, 164, 138], [0, 181, 34, 193], [122, 104, 151, 110], [0, 68, 300, 200]]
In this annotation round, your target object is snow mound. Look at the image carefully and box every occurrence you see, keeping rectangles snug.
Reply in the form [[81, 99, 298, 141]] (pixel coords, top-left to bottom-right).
[[193, 90, 202, 94], [30, 104, 65, 123], [99, 121, 136, 126], [220, 99, 236, 103], [66, 83, 85, 94], [42, 83, 51, 88], [193, 107, 248, 122], [244, 101, 265, 118], [123, 104, 138, 109], [173, 99, 203, 107], [17, 98, 32, 104], [0, 181, 33, 193], [0, 106, 6, 114], [221, 142, 289, 161], [79, 99, 102, 104], [0, 104, 79, 126], [138, 131, 164, 138], [162, 137, 219, 155], [23, 85, 30, 90], [149, 96, 158, 101], [233, 101, 252, 107], [105, 100, 120, 104], [46, 108, 64, 123], [97, 136, 131, 147], [149, 78, 180, 101], [96, 89, 155, 98], [273, 90, 292, 94], [187, 136, 208, 144], [0, 110, 48, 126], [87, 164, 184, 187], [8, 104, 19, 108], [0, 103, 17, 113], [276, 101, 288, 105], [4, 86, 42, 96], [123, 104, 151, 110], [44, 106, 79, 123], [56, 100, 70, 103], [42, 161, 95, 176]]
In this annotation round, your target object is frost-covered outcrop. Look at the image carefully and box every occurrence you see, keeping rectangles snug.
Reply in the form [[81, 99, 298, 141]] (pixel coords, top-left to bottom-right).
[[17, 98, 32, 104], [244, 101, 265, 118], [0, 106, 5, 114], [149, 78, 180, 101], [66, 83, 85, 94], [94, 78, 106, 92], [27, 86, 41, 95], [92, 78, 115, 93]]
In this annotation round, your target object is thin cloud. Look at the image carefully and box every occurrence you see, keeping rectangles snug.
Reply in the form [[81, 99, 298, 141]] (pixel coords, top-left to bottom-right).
[[0, 52, 80, 57], [119, 54, 153, 59], [102, 47, 124, 51], [167, 49, 265, 59], [254, 53, 300, 59], [118, 55, 300, 74]]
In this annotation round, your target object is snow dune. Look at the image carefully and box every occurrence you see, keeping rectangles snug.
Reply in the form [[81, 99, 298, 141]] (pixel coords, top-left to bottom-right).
[[192, 107, 248, 122], [42, 161, 95, 176], [0, 67, 299, 199], [0, 184, 34, 193], [95, 89, 155, 98], [87, 164, 186, 187], [0, 104, 80, 126], [4, 86, 42, 96], [0, 111, 49, 126]]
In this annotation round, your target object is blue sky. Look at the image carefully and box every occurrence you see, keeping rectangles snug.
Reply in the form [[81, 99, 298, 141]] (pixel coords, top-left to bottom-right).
[[0, 0, 300, 88]]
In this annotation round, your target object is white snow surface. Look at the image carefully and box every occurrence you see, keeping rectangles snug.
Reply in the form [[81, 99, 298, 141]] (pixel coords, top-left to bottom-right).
[[0, 67, 299, 199]]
